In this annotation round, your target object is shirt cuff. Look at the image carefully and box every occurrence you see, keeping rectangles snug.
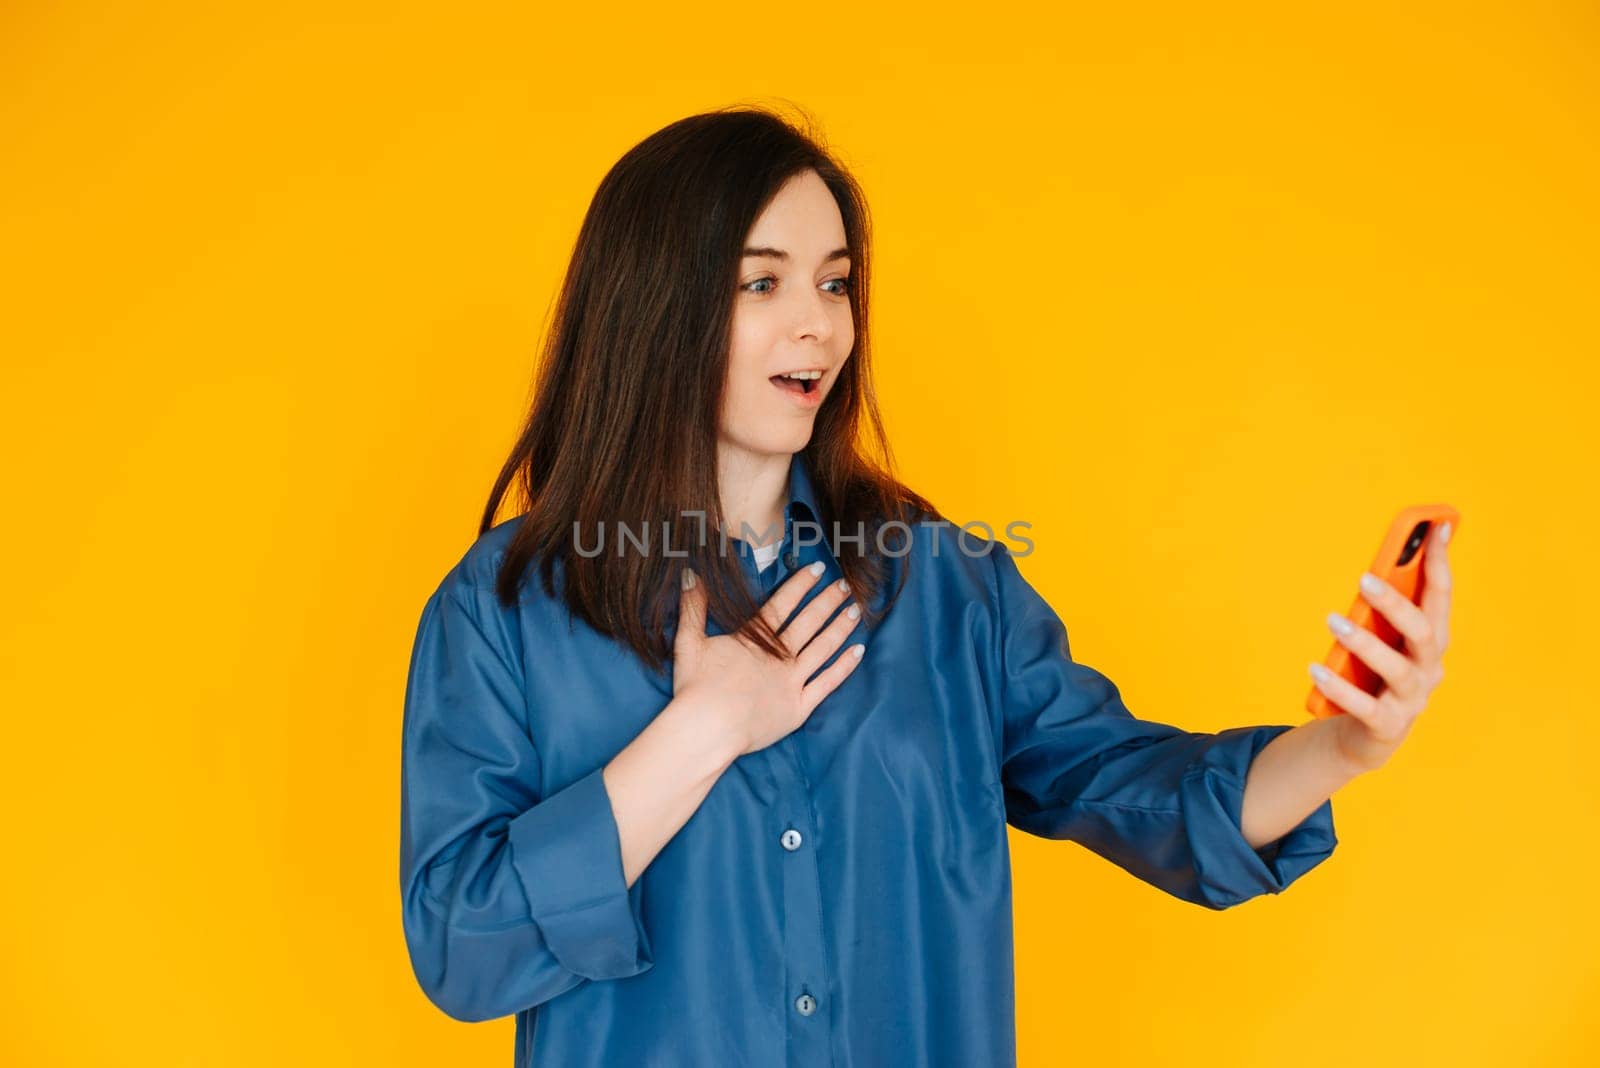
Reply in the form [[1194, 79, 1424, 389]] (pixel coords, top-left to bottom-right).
[[505, 765, 653, 980], [1179, 725, 1340, 910]]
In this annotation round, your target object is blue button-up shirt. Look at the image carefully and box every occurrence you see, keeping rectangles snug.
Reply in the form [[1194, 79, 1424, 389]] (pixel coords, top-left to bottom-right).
[[399, 451, 1338, 1067]]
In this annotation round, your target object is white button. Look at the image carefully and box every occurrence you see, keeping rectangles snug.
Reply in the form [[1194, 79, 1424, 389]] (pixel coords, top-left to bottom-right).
[[795, 993, 817, 1016], [780, 828, 803, 851]]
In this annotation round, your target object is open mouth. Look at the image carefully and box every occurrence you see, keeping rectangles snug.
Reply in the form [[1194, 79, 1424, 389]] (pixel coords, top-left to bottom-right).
[[771, 375, 818, 396], [770, 370, 823, 397]]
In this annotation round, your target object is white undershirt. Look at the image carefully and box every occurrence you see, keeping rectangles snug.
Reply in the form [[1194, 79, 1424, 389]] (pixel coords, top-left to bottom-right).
[[750, 539, 782, 573]]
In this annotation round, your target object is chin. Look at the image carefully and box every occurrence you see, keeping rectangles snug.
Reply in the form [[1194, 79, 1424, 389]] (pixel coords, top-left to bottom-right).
[[725, 426, 812, 459], [767, 429, 814, 455]]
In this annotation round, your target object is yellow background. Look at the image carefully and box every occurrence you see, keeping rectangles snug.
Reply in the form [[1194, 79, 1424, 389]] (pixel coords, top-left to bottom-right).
[[3, 2, 1595, 1064]]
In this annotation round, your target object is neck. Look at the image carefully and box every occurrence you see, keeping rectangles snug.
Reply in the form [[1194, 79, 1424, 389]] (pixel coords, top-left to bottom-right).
[[716, 445, 790, 548]]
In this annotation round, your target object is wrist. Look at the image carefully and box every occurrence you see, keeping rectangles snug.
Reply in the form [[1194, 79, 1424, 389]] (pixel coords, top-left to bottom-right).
[[1325, 713, 1383, 778], [664, 687, 747, 769]]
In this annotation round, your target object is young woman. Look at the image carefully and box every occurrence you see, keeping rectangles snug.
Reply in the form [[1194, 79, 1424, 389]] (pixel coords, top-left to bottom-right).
[[398, 106, 1453, 1067]]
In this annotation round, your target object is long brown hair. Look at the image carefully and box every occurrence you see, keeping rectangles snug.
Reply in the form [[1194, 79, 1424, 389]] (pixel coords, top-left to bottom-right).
[[481, 103, 936, 676]]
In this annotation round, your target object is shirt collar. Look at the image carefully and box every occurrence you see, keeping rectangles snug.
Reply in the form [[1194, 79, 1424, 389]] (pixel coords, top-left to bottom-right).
[[728, 451, 837, 587], [777, 450, 839, 579], [785, 449, 824, 531]]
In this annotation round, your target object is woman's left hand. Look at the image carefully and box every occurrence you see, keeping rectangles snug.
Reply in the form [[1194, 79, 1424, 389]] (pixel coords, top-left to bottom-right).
[[1311, 520, 1454, 774]]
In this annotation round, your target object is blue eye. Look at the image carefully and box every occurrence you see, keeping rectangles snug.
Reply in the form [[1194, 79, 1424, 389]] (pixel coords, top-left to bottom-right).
[[740, 276, 854, 296]]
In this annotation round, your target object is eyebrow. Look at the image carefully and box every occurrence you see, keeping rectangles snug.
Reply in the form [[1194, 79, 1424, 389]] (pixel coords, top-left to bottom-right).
[[741, 246, 851, 264]]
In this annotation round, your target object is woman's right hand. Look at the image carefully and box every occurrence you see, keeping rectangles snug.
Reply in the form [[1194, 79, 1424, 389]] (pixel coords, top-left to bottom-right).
[[671, 561, 865, 757]]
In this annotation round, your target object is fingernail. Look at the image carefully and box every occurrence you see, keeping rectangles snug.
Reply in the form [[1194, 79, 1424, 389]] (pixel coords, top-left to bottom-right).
[[681, 567, 696, 590], [809, 561, 825, 576], [1309, 663, 1331, 683], [1359, 572, 1383, 596], [1438, 521, 1451, 544], [835, 578, 849, 593], [1327, 611, 1354, 636], [851, 644, 865, 658], [846, 603, 860, 620]]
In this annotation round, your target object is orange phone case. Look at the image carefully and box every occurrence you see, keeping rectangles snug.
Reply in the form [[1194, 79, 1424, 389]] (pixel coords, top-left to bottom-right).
[[1306, 503, 1460, 718]]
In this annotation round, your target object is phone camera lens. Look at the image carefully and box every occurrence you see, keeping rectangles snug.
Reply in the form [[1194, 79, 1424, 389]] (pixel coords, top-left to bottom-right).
[[1396, 521, 1431, 567]]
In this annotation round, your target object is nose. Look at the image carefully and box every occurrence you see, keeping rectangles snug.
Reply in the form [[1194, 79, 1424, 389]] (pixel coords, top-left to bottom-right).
[[789, 285, 836, 344]]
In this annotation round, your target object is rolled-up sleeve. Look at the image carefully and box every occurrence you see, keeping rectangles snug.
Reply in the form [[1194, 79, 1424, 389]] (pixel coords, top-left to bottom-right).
[[399, 577, 652, 1022], [991, 547, 1338, 910]]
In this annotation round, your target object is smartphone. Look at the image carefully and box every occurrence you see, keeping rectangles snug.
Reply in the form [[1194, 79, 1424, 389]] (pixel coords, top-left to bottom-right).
[[1306, 503, 1460, 718]]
